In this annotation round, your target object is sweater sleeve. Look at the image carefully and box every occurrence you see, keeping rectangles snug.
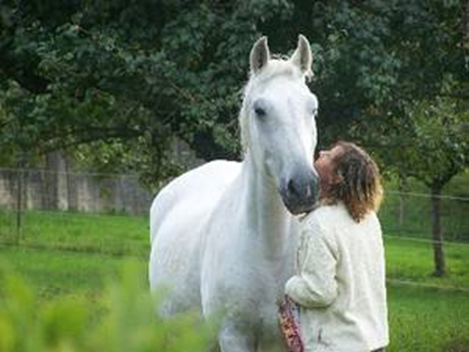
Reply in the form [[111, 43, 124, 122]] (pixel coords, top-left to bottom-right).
[[285, 217, 339, 308]]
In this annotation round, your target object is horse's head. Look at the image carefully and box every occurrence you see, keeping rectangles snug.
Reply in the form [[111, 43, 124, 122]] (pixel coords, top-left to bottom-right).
[[240, 35, 320, 215]]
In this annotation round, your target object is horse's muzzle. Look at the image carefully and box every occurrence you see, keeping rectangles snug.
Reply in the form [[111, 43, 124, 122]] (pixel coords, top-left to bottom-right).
[[280, 172, 319, 215]]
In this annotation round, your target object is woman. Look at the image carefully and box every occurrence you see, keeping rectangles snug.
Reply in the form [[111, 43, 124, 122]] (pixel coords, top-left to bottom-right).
[[284, 141, 389, 352]]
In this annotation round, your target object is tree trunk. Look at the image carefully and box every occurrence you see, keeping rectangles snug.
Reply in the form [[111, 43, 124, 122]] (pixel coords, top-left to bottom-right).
[[15, 168, 24, 244], [430, 184, 446, 277], [44, 151, 69, 210], [15, 154, 27, 243], [65, 156, 78, 212]]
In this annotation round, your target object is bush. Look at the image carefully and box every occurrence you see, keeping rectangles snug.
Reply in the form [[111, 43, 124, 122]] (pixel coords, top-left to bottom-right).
[[0, 262, 213, 352]]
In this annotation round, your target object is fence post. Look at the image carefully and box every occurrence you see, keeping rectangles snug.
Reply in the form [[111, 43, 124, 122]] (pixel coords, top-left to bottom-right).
[[397, 175, 408, 228], [15, 167, 24, 244]]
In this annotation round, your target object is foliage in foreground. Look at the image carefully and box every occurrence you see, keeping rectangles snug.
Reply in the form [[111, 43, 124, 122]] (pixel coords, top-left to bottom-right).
[[0, 263, 212, 352]]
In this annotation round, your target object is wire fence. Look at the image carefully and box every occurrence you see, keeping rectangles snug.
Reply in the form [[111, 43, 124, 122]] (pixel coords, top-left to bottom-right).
[[0, 167, 468, 243], [0, 167, 468, 292], [380, 188, 469, 243]]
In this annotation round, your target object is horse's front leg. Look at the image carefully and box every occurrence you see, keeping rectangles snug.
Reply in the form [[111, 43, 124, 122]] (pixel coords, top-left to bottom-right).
[[219, 321, 258, 352]]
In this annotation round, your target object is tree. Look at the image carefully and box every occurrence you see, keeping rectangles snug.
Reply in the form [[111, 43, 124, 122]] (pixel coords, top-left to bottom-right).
[[336, 0, 468, 276], [1, 0, 467, 190], [402, 98, 468, 276], [0, 1, 296, 171], [357, 95, 468, 276]]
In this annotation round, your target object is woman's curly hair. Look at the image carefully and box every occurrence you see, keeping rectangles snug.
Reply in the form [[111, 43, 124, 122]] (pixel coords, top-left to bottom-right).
[[325, 141, 383, 222]]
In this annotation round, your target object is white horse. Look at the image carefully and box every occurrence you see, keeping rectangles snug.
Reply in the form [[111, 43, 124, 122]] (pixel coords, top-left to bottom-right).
[[149, 35, 319, 352]]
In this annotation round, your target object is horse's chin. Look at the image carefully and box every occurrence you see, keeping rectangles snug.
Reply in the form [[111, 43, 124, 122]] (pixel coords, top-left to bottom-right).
[[283, 200, 316, 216]]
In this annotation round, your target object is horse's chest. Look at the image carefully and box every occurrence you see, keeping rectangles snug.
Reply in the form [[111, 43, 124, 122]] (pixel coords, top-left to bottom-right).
[[201, 218, 295, 331], [202, 249, 288, 309], [233, 277, 283, 342]]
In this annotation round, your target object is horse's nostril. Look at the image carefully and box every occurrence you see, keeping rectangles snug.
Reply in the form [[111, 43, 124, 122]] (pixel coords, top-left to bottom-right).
[[287, 179, 299, 197]]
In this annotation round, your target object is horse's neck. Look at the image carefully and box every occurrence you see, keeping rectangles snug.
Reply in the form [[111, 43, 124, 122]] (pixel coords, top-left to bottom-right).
[[239, 155, 293, 260]]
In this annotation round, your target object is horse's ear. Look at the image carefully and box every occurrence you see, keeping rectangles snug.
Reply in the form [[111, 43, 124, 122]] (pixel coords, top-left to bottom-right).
[[250, 36, 270, 74], [290, 34, 313, 77]]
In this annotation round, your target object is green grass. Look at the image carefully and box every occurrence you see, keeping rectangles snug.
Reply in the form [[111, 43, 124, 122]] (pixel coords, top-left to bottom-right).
[[388, 285, 469, 352], [0, 210, 149, 256], [1, 207, 469, 352], [0, 247, 134, 300], [385, 237, 469, 290]]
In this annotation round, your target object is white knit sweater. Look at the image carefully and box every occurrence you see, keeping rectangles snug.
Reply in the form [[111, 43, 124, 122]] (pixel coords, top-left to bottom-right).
[[285, 203, 389, 352]]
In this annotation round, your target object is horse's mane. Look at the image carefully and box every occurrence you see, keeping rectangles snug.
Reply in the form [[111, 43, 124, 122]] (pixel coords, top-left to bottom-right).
[[239, 59, 308, 155]]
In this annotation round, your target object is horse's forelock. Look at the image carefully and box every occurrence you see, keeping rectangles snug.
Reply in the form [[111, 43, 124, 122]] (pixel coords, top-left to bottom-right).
[[250, 59, 303, 84]]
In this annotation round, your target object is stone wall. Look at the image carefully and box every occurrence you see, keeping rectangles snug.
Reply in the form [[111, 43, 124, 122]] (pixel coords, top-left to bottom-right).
[[0, 141, 204, 216], [0, 168, 155, 216]]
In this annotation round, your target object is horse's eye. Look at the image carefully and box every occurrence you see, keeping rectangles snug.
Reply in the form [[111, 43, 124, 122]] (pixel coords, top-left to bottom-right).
[[255, 107, 266, 117], [312, 108, 318, 117]]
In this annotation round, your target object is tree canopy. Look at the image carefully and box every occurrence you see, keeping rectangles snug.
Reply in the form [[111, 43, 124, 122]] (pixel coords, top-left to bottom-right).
[[0, 0, 467, 185]]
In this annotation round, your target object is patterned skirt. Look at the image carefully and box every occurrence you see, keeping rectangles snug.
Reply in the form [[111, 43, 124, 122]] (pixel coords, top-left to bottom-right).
[[278, 295, 305, 352]]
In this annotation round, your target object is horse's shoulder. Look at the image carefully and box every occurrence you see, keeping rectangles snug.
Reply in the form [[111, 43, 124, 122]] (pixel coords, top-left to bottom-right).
[[150, 160, 241, 244], [151, 160, 240, 222]]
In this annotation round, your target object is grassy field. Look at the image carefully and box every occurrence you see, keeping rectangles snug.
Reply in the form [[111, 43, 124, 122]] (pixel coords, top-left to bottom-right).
[[0, 199, 469, 352], [0, 210, 149, 256]]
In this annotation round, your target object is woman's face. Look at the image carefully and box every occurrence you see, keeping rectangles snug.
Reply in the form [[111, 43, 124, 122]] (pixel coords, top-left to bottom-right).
[[314, 145, 343, 192]]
